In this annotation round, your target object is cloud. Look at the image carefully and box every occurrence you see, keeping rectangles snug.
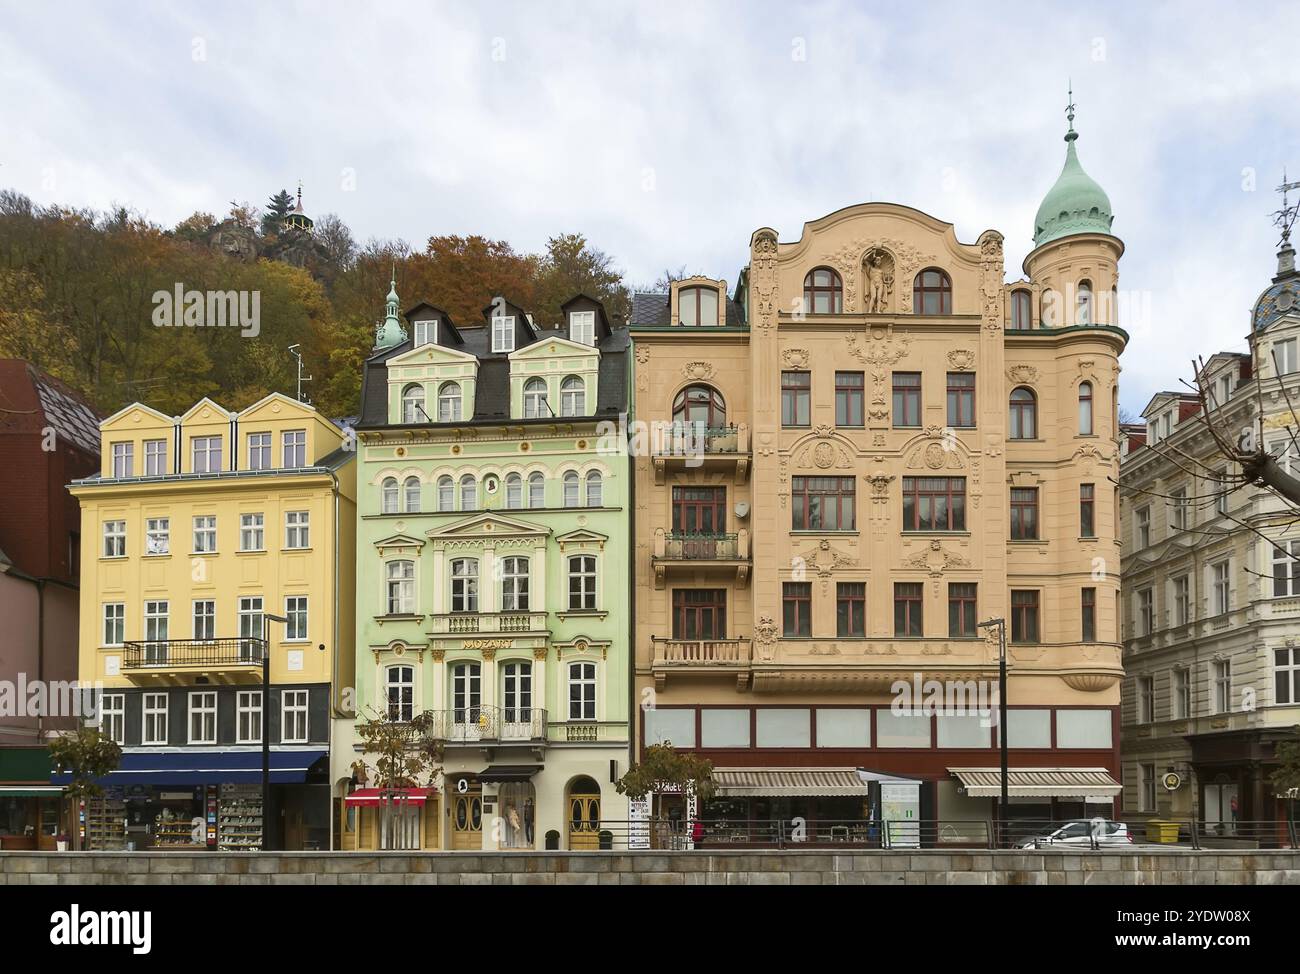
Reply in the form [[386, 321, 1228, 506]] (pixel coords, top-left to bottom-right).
[[1, 0, 1297, 408]]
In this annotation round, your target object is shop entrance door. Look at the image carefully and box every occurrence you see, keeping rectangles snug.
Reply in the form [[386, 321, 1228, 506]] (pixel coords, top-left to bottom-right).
[[451, 786, 483, 850], [567, 776, 602, 850], [1204, 776, 1240, 836]]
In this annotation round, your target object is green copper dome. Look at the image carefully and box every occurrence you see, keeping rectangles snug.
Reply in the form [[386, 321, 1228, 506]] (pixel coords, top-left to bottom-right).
[[1033, 113, 1114, 247]]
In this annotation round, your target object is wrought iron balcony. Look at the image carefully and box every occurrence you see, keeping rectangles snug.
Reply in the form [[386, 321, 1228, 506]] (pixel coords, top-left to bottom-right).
[[419, 706, 548, 744], [428, 611, 549, 635], [650, 636, 753, 690], [651, 423, 750, 483], [651, 529, 751, 588], [121, 638, 267, 683]]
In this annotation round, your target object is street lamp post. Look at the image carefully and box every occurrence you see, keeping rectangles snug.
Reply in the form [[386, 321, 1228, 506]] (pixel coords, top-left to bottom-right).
[[261, 612, 290, 852], [978, 617, 1009, 845]]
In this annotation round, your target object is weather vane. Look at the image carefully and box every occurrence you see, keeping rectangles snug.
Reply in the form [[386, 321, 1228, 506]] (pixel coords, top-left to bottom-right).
[[1273, 168, 1300, 248]]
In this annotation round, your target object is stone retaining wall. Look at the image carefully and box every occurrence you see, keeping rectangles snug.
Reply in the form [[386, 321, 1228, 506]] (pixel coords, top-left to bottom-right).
[[2, 849, 1297, 884]]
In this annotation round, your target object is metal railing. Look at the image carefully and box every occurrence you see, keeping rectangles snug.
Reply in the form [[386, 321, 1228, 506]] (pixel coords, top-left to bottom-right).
[[650, 636, 752, 666], [661, 532, 744, 560], [1189, 818, 1298, 850], [429, 611, 548, 635], [424, 706, 548, 743], [122, 637, 267, 669], [653, 424, 749, 457]]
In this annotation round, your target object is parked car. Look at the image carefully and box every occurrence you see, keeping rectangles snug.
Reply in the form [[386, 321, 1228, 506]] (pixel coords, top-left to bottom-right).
[[1017, 819, 1132, 848]]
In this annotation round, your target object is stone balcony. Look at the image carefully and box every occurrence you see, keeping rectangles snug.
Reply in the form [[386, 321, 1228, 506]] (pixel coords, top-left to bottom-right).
[[651, 423, 750, 484], [650, 636, 753, 690], [651, 529, 751, 588]]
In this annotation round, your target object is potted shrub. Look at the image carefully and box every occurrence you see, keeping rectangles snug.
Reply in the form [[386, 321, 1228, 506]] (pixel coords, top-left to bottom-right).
[[56, 832, 70, 852]]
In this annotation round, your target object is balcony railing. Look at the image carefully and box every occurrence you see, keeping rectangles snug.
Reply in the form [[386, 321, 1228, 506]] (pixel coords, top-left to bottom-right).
[[658, 531, 748, 561], [653, 423, 749, 456], [546, 721, 628, 743], [651, 423, 750, 483], [428, 611, 549, 635], [422, 706, 548, 743], [122, 638, 267, 670], [651, 637, 752, 666], [650, 636, 753, 690]]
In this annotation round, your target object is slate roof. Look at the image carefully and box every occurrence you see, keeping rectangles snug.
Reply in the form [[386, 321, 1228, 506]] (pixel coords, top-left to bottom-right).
[[28, 365, 101, 454], [629, 291, 746, 327], [357, 315, 629, 429]]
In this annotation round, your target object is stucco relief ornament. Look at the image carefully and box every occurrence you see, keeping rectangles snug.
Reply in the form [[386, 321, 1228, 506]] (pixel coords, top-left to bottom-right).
[[754, 285, 777, 332], [904, 539, 971, 577], [906, 441, 964, 471], [866, 472, 895, 503], [782, 348, 810, 369], [813, 442, 837, 469], [1006, 364, 1040, 385], [1071, 443, 1114, 472], [947, 349, 976, 371], [682, 361, 715, 381]]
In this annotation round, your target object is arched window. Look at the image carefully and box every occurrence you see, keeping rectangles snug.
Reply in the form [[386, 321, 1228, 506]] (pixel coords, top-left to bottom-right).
[[523, 378, 549, 419], [500, 556, 529, 611], [401, 384, 425, 424], [802, 267, 843, 314], [560, 376, 585, 417], [450, 558, 478, 613], [1076, 280, 1093, 325], [1010, 289, 1032, 331], [437, 475, 454, 511], [1041, 288, 1060, 328], [1111, 286, 1119, 326], [404, 476, 421, 512], [1009, 388, 1038, 440], [672, 384, 726, 427], [459, 475, 477, 511], [563, 471, 580, 507], [913, 268, 952, 315], [505, 473, 523, 509], [386, 664, 414, 721], [386, 560, 414, 615], [437, 381, 462, 422], [1078, 382, 1094, 436], [381, 477, 399, 514], [679, 286, 719, 326], [528, 472, 545, 508], [568, 555, 597, 610], [586, 471, 603, 507]]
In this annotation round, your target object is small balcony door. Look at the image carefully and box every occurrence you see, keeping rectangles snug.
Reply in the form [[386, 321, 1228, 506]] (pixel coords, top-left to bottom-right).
[[672, 487, 726, 558], [451, 662, 482, 740], [672, 589, 727, 640], [501, 661, 533, 739]]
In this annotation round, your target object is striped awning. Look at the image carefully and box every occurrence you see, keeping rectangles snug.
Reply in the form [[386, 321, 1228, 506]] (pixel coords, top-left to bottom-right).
[[713, 768, 870, 797], [949, 767, 1122, 799]]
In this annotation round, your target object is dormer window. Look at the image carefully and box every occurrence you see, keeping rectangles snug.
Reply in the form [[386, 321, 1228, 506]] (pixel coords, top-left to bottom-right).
[[437, 382, 462, 422], [1272, 338, 1297, 376], [413, 319, 437, 347], [679, 286, 719, 327], [1218, 373, 1233, 406], [560, 376, 586, 417], [402, 383, 426, 424], [523, 378, 549, 419], [492, 315, 516, 353], [111, 442, 134, 478], [569, 311, 596, 346]]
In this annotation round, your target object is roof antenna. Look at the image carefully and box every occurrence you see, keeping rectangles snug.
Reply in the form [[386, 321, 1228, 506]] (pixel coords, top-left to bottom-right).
[[287, 344, 313, 404], [1272, 169, 1300, 277]]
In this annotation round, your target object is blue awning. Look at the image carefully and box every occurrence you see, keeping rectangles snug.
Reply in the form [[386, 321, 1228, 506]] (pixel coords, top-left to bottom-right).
[[52, 749, 328, 786]]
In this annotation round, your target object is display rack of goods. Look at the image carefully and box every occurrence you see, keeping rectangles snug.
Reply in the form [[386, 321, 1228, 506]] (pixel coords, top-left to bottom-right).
[[218, 784, 263, 851]]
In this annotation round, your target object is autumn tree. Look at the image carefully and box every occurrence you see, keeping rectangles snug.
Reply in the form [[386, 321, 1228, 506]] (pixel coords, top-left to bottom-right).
[[534, 233, 630, 327], [615, 742, 716, 802], [49, 726, 122, 850]]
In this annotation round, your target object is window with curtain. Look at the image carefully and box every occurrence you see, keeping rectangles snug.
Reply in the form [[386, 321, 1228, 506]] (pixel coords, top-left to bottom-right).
[[404, 477, 421, 512], [438, 382, 462, 422], [560, 376, 585, 416], [585, 471, 603, 507], [1009, 388, 1037, 439], [1078, 382, 1094, 435]]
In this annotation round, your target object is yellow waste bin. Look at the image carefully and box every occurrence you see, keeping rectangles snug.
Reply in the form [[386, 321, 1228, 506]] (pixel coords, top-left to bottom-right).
[[1145, 820, 1180, 843]]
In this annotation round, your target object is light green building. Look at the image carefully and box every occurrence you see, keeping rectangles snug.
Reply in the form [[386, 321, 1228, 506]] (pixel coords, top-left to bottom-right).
[[332, 283, 632, 850]]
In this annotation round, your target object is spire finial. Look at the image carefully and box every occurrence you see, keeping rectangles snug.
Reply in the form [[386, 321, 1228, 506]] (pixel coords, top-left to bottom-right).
[[1065, 82, 1078, 142]]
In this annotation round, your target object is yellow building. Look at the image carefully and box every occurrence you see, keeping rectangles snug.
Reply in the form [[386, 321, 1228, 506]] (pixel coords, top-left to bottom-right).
[[631, 108, 1127, 837], [69, 392, 356, 851]]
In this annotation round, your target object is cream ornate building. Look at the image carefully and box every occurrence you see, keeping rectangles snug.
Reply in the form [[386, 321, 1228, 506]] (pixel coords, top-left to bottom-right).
[[630, 108, 1127, 831], [1119, 229, 1300, 832]]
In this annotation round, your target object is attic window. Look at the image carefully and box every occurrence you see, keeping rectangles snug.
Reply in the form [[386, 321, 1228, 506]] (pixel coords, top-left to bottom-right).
[[413, 319, 437, 347], [492, 316, 516, 353], [569, 311, 596, 346], [679, 286, 719, 327]]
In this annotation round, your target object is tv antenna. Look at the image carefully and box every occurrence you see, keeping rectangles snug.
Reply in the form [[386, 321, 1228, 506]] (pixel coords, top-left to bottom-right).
[[287, 344, 313, 403]]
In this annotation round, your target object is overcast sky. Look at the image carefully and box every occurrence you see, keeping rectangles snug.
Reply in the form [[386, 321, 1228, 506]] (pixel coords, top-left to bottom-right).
[[2, 0, 1298, 413]]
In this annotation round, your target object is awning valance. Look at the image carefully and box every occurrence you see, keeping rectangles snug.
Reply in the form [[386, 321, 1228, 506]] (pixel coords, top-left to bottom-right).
[[0, 786, 62, 797], [949, 767, 1122, 799], [476, 765, 543, 783], [51, 748, 328, 786], [713, 768, 870, 797], [344, 788, 430, 807]]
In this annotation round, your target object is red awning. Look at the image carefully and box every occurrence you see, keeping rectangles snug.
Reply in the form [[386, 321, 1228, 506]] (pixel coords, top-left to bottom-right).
[[344, 788, 430, 807]]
